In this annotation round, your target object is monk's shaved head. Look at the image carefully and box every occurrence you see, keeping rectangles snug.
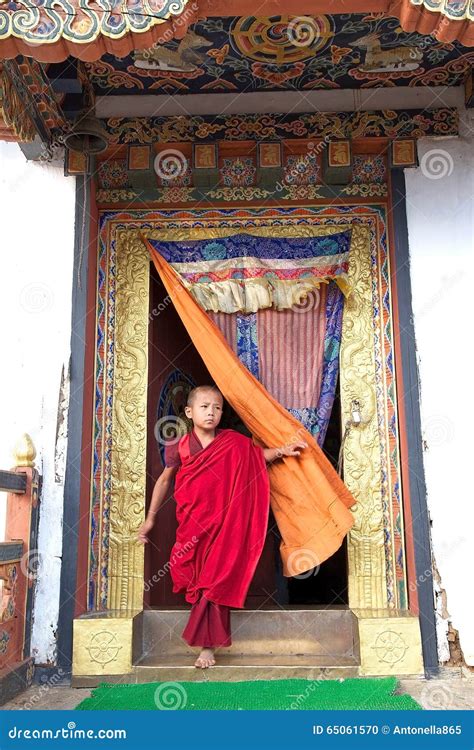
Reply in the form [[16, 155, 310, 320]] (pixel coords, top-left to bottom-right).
[[187, 385, 223, 406]]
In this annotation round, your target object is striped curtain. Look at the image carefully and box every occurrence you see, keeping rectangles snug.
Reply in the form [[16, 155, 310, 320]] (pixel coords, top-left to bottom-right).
[[208, 280, 344, 446]]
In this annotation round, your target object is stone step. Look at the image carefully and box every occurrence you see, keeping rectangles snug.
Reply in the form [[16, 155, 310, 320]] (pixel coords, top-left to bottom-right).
[[72, 662, 360, 688], [131, 654, 360, 683], [140, 607, 359, 660]]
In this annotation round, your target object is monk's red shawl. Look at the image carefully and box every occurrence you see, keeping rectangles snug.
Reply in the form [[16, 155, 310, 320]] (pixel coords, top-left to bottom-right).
[[169, 428, 270, 609]]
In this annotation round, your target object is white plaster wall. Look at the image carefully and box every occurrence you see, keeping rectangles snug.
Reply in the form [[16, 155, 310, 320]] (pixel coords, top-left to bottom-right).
[[405, 111, 474, 666], [0, 142, 76, 664]]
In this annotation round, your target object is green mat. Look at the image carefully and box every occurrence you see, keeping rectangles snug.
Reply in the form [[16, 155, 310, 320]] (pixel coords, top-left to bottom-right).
[[75, 676, 422, 711]]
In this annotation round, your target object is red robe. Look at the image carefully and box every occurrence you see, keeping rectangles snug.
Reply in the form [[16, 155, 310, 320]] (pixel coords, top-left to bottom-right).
[[169, 428, 270, 609]]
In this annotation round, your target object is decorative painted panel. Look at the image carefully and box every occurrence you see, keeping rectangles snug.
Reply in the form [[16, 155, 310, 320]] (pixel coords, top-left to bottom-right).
[[86, 14, 474, 96]]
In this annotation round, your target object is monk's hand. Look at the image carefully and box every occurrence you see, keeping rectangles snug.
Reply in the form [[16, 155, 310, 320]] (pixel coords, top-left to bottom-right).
[[137, 517, 155, 544], [280, 441, 308, 457]]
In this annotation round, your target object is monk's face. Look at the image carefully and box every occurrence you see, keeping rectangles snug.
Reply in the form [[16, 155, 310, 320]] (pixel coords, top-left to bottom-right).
[[185, 390, 223, 431]]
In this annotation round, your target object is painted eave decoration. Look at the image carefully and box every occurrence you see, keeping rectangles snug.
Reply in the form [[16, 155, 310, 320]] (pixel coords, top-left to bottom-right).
[[0, 0, 200, 62], [88, 14, 474, 96], [0, 1, 473, 62], [396, 0, 474, 45]]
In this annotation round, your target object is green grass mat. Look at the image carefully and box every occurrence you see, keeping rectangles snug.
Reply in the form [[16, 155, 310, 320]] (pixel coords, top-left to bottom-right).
[[75, 676, 422, 711]]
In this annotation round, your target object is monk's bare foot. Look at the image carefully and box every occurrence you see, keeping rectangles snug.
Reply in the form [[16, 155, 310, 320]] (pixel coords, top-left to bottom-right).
[[194, 648, 216, 669]]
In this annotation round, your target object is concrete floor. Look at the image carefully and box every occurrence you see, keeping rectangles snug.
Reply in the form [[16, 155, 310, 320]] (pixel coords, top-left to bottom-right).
[[1, 666, 473, 710]]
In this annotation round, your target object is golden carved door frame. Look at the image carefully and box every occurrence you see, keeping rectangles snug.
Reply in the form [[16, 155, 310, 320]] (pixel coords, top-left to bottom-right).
[[73, 206, 424, 680]]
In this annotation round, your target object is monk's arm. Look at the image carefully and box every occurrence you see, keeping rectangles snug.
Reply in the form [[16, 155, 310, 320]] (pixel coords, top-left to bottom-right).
[[263, 441, 308, 463], [137, 467, 179, 543], [147, 466, 178, 521]]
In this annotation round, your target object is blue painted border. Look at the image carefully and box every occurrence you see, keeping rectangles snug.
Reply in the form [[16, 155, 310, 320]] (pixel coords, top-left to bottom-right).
[[56, 176, 91, 672], [390, 169, 439, 677]]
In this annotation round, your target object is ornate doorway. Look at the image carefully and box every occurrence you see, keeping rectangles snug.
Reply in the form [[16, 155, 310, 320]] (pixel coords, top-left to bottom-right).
[[72, 204, 424, 680]]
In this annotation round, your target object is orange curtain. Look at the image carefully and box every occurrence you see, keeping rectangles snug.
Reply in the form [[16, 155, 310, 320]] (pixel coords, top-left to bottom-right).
[[142, 234, 356, 577]]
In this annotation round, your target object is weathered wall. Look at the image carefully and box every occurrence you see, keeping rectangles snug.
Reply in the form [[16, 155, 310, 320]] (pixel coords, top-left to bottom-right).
[[405, 111, 474, 666], [0, 141, 76, 664]]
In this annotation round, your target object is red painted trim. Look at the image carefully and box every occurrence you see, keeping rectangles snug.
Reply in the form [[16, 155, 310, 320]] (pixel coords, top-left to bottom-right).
[[201, 1, 390, 13], [387, 177, 419, 615], [74, 177, 99, 618], [95, 197, 380, 211], [2, 467, 34, 667]]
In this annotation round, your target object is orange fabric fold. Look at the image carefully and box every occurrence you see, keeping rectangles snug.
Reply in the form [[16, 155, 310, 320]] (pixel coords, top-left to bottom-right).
[[142, 234, 356, 577]]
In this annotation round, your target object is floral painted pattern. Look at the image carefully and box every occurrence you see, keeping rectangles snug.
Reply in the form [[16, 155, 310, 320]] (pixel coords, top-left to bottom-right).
[[284, 154, 321, 186], [98, 159, 128, 189], [220, 158, 256, 187], [352, 155, 387, 184]]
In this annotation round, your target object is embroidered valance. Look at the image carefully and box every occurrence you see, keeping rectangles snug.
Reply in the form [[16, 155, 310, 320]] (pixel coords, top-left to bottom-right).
[[147, 230, 352, 314]]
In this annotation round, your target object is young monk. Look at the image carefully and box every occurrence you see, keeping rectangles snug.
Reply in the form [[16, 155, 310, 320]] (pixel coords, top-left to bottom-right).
[[137, 384, 307, 669]]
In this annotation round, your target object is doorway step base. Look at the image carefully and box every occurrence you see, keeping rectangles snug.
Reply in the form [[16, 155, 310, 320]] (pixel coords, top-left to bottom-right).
[[71, 606, 425, 686], [73, 654, 359, 686], [141, 606, 358, 658]]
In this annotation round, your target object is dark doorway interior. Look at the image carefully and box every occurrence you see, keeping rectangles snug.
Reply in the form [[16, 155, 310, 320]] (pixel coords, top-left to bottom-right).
[[286, 378, 348, 606], [144, 265, 347, 609]]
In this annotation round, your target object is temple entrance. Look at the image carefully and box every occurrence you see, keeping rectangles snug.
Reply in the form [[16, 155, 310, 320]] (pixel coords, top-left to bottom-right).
[[72, 214, 425, 682], [144, 263, 347, 610]]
